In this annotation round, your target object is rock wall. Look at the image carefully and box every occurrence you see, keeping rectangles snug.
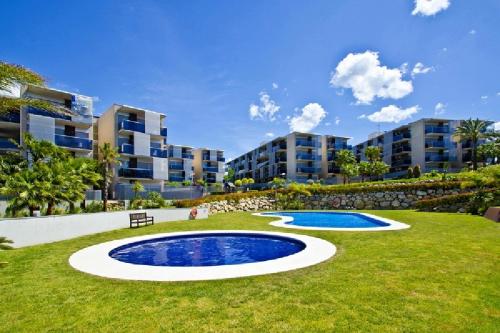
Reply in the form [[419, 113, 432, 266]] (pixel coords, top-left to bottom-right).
[[201, 188, 466, 215]]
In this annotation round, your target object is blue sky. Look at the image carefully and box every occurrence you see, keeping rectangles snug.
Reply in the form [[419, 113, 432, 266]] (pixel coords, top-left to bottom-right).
[[1, 0, 499, 160]]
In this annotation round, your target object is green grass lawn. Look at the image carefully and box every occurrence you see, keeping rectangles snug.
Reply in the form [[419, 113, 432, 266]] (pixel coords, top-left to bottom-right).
[[0, 211, 499, 332]]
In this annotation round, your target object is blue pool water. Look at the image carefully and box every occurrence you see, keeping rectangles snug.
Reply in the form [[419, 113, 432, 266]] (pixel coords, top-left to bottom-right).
[[264, 212, 390, 228], [109, 233, 306, 267]]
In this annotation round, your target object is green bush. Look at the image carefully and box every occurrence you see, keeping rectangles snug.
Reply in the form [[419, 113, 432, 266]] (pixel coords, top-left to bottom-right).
[[83, 201, 103, 213], [416, 189, 500, 215]]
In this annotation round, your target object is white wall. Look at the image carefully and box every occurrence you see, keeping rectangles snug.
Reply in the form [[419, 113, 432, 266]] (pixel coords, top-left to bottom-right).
[[133, 131, 150, 156], [29, 114, 55, 142], [0, 208, 208, 248]]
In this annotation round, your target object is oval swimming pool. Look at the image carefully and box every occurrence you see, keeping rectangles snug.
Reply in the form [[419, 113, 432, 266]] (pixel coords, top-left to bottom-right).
[[69, 230, 337, 281], [257, 211, 410, 231], [109, 233, 306, 267]]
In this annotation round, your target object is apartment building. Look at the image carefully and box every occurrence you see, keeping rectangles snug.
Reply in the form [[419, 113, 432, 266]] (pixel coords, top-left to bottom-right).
[[97, 104, 169, 197], [166, 144, 194, 182], [193, 148, 225, 184], [354, 118, 491, 178], [227, 132, 350, 184], [0, 84, 94, 158]]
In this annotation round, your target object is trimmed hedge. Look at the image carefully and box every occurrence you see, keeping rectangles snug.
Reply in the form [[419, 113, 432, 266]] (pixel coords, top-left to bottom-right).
[[415, 192, 474, 211], [174, 181, 464, 208]]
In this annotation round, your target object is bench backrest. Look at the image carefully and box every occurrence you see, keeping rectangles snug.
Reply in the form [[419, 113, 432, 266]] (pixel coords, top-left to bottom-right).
[[130, 212, 147, 220]]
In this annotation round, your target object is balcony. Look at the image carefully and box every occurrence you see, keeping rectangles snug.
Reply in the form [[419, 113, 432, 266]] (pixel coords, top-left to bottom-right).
[[273, 142, 287, 150], [328, 165, 341, 173], [202, 154, 211, 161], [118, 143, 134, 154], [26, 106, 71, 121], [392, 158, 412, 167], [118, 168, 153, 179], [119, 119, 145, 133], [150, 147, 168, 158], [217, 157, 225, 162], [296, 153, 319, 160], [425, 153, 451, 162], [182, 153, 194, 159], [55, 134, 92, 150], [296, 139, 317, 147], [0, 112, 20, 123], [425, 125, 449, 134], [296, 166, 320, 173], [327, 142, 348, 150], [393, 132, 411, 142], [169, 163, 184, 170], [160, 127, 168, 136], [425, 140, 446, 149], [392, 145, 412, 154], [203, 166, 220, 173], [0, 138, 18, 150], [168, 175, 185, 182]]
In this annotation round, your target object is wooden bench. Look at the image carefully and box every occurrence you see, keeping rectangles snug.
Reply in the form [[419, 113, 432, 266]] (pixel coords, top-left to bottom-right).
[[129, 212, 154, 228]]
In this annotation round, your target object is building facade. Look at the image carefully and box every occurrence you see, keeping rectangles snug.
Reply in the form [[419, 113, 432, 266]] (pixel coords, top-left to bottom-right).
[[0, 84, 94, 158], [193, 148, 225, 184], [166, 144, 194, 183], [97, 104, 169, 197], [354, 118, 490, 178], [227, 132, 350, 184]]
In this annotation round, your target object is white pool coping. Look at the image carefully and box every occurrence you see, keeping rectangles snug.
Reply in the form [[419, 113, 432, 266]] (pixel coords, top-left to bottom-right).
[[254, 212, 410, 231], [69, 230, 336, 282]]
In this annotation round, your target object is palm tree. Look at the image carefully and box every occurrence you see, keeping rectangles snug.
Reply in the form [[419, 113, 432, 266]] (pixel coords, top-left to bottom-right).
[[98, 143, 120, 212], [0, 61, 71, 116], [132, 181, 145, 200], [453, 118, 490, 170]]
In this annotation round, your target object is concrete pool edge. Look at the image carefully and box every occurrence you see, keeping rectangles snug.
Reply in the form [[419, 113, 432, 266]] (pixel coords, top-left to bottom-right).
[[255, 212, 411, 231], [69, 230, 336, 282]]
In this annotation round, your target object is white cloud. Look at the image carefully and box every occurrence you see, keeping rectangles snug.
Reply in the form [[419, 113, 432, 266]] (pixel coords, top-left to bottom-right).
[[248, 91, 280, 121], [289, 103, 327, 132], [496, 92, 500, 96], [411, 62, 434, 77], [366, 105, 420, 123], [335, 116, 341, 125], [412, 0, 450, 16], [469, 29, 476, 35], [481, 95, 488, 100], [434, 102, 446, 115], [400, 62, 409, 74], [272, 82, 279, 89], [330, 51, 413, 105], [265, 132, 275, 138], [92, 96, 100, 103], [442, 47, 448, 52], [358, 114, 366, 119]]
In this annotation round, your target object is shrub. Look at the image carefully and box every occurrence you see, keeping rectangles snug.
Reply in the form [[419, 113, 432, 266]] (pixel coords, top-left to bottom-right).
[[83, 201, 103, 213], [413, 164, 422, 178], [415, 192, 474, 211], [407, 167, 414, 179], [416, 189, 500, 215]]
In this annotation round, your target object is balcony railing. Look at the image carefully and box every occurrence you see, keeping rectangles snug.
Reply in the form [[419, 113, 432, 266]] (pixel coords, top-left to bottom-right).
[[26, 106, 71, 121], [425, 125, 449, 134], [296, 166, 320, 173], [150, 147, 168, 158], [119, 119, 145, 133], [327, 142, 348, 150], [118, 168, 153, 179], [273, 142, 287, 150], [0, 138, 18, 150], [119, 143, 134, 154], [182, 153, 194, 159], [425, 140, 446, 148], [160, 127, 168, 137], [296, 153, 319, 160], [55, 134, 92, 150], [393, 132, 411, 142], [169, 163, 184, 170], [425, 153, 451, 162], [392, 158, 412, 167], [392, 145, 412, 154], [217, 157, 225, 162], [296, 139, 317, 147], [328, 166, 341, 173], [0, 112, 20, 123], [203, 166, 220, 173], [168, 175, 185, 182]]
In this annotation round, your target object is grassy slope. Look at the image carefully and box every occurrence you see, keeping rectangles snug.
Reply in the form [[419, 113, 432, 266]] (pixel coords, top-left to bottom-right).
[[0, 211, 498, 332]]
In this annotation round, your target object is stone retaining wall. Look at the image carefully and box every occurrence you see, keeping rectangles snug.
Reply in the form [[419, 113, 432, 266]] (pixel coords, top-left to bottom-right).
[[202, 188, 466, 215]]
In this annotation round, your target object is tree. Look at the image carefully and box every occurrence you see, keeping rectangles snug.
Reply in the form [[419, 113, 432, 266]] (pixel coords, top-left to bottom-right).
[[407, 166, 414, 179], [0, 61, 71, 116], [413, 164, 422, 178], [365, 146, 381, 162], [453, 118, 490, 170], [98, 143, 120, 212], [478, 142, 500, 165], [270, 177, 286, 189], [224, 167, 235, 182], [234, 179, 242, 187], [370, 161, 390, 180], [336, 149, 357, 184], [132, 181, 145, 200], [358, 161, 371, 182]]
